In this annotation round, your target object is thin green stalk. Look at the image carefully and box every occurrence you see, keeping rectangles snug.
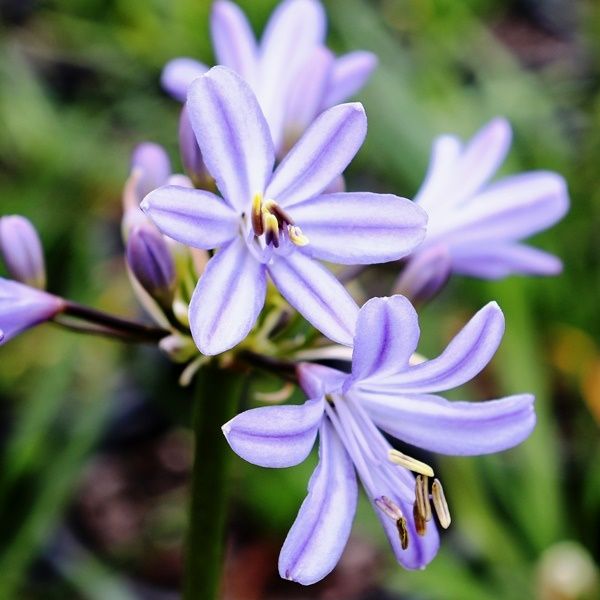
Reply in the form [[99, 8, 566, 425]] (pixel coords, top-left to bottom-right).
[[184, 366, 245, 600]]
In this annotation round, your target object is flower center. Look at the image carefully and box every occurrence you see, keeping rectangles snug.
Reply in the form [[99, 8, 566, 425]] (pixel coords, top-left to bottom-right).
[[251, 193, 309, 249]]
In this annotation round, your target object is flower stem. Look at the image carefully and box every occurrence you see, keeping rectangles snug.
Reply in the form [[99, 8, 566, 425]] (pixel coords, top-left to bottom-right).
[[184, 365, 245, 600], [60, 300, 170, 343]]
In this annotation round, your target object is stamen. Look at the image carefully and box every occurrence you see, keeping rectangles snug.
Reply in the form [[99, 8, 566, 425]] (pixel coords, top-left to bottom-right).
[[263, 213, 280, 248], [375, 496, 409, 550], [388, 449, 434, 477], [397, 516, 409, 550], [415, 474, 432, 521], [375, 495, 403, 521], [288, 225, 309, 247], [262, 199, 294, 226], [252, 193, 264, 236], [413, 503, 427, 537], [431, 479, 451, 529]]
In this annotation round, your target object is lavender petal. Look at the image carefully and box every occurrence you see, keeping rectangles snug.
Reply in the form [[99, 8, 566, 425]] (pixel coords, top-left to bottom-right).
[[351, 296, 420, 382], [367, 301, 505, 394], [189, 237, 266, 355], [288, 192, 427, 264], [211, 0, 258, 85], [187, 66, 275, 212], [258, 0, 326, 149], [297, 362, 349, 399], [283, 46, 334, 149], [362, 392, 536, 455], [222, 397, 325, 468], [141, 185, 239, 249], [161, 58, 208, 102], [322, 51, 378, 108], [267, 251, 359, 346], [451, 242, 563, 279], [279, 420, 358, 585], [266, 103, 367, 209]]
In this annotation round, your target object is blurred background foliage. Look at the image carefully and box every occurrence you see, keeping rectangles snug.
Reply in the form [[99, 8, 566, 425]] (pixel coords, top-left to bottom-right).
[[0, 0, 599, 598]]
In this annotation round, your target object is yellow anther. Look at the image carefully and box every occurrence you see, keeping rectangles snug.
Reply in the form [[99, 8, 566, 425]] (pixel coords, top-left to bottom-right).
[[415, 474, 432, 522], [288, 225, 309, 247], [252, 193, 264, 236], [388, 449, 434, 478], [432, 479, 451, 529]]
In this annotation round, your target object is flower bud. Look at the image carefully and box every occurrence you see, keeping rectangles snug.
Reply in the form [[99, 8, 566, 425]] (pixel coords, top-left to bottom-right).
[[130, 142, 172, 200], [126, 227, 176, 309], [0, 215, 46, 289], [122, 143, 172, 240], [179, 106, 211, 188], [0, 277, 64, 344], [393, 245, 452, 307], [159, 333, 197, 363]]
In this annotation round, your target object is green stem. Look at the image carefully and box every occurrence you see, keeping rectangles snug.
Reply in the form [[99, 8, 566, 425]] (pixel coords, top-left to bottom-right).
[[184, 366, 245, 600]]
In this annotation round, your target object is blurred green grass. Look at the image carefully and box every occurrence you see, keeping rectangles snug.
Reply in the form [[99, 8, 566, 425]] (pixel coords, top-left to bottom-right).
[[1, 0, 599, 598]]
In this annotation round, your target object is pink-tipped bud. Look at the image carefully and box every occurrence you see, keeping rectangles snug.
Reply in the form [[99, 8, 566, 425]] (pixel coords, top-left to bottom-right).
[[179, 106, 211, 188], [126, 227, 176, 309], [0, 215, 46, 289]]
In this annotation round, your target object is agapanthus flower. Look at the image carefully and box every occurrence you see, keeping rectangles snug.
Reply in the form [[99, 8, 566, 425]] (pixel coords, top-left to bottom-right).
[[222, 295, 536, 584], [161, 0, 377, 153], [142, 67, 427, 355], [395, 118, 569, 301], [0, 278, 65, 344]]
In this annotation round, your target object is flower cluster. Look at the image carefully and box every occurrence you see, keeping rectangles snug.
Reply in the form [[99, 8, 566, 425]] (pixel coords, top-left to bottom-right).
[[0, 0, 569, 588]]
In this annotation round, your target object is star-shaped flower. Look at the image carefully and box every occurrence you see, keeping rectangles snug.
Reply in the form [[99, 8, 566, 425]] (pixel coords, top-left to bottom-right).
[[222, 295, 536, 584], [395, 118, 569, 301], [162, 0, 377, 153], [142, 67, 426, 355]]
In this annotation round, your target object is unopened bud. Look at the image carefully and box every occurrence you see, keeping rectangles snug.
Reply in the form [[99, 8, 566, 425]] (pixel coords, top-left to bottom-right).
[[130, 142, 172, 200], [0, 215, 46, 289], [179, 106, 211, 188], [126, 227, 175, 309], [159, 333, 197, 363], [393, 244, 452, 307]]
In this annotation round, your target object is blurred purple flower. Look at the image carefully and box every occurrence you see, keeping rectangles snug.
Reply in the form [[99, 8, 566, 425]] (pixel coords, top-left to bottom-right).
[[222, 296, 536, 584], [0, 215, 46, 289], [142, 67, 426, 355], [395, 118, 569, 301], [179, 107, 211, 187], [161, 0, 377, 153], [0, 278, 65, 344]]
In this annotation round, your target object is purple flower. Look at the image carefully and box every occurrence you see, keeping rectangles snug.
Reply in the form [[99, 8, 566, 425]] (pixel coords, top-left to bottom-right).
[[222, 296, 536, 584], [142, 67, 426, 355], [395, 118, 569, 299], [0, 278, 65, 344], [0, 215, 46, 289], [161, 0, 377, 153]]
